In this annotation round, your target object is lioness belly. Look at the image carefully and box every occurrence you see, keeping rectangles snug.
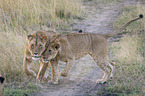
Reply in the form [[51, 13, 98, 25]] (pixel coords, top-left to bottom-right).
[[75, 51, 89, 60]]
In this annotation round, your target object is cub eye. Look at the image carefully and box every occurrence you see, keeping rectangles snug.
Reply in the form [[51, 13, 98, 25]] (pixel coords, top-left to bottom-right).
[[31, 44, 34, 49], [39, 44, 42, 49], [48, 50, 51, 53]]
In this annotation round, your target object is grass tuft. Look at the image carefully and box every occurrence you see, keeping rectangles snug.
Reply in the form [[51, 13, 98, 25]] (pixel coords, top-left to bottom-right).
[[108, 5, 145, 95]]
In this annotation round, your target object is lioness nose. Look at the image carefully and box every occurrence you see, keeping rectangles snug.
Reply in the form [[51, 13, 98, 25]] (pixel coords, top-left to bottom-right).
[[34, 53, 38, 55]]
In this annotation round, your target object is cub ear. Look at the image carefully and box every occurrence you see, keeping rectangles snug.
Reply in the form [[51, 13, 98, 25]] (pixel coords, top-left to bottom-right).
[[53, 43, 60, 50], [27, 34, 33, 41]]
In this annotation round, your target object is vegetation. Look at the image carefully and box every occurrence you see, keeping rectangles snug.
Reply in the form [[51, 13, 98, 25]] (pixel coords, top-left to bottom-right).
[[0, 0, 83, 95], [0, 0, 83, 34], [108, 5, 145, 95], [0, 0, 145, 95]]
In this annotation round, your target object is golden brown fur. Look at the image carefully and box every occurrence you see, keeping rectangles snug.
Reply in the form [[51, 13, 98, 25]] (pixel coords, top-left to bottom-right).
[[41, 15, 143, 84], [23, 30, 55, 81]]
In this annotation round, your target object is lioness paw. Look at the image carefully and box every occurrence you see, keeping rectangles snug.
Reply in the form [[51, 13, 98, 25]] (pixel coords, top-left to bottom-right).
[[60, 72, 68, 77], [48, 80, 58, 85], [96, 79, 106, 84]]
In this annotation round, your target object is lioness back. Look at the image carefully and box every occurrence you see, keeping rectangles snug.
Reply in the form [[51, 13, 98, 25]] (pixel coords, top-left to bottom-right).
[[60, 33, 108, 59]]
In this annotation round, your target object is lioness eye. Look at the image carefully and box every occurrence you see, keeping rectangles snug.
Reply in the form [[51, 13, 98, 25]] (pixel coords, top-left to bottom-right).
[[39, 45, 42, 49], [31, 44, 34, 49], [48, 50, 51, 53]]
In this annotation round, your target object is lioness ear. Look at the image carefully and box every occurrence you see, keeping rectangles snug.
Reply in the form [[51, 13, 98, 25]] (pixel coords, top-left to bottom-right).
[[27, 34, 33, 41], [53, 43, 60, 50], [40, 35, 48, 43]]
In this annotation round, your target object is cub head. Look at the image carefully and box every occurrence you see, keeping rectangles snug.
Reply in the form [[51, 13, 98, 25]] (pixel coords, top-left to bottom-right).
[[41, 41, 60, 63], [27, 31, 48, 60]]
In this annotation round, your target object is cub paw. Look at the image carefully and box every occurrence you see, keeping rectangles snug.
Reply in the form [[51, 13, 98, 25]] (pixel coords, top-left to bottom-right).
[[60, 72, 68, 77]]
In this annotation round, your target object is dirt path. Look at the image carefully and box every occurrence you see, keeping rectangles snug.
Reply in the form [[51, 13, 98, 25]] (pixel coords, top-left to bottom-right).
[[31, 0, 139, 96]]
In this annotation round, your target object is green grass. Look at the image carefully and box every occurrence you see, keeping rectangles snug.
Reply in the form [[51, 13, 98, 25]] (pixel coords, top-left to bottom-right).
[[3, 81, 41, 96], [113, 5, 145, 34], [4, 89, 33, 96], [1, 0, 145, 95], [99, 0, 117, 3], [107, 5, 145, 95]]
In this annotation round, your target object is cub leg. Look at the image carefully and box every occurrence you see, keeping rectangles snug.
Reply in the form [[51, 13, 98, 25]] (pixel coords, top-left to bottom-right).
[[23, 57, 36, 77], [60, 59, 74, 77], [49, 60, 59, 84], [36, 61, 49, 81]]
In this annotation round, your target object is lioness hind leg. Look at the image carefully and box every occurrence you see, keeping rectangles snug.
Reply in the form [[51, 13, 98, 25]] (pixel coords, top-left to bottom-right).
[[96, 72, 109, 84], [109, 61, 115, 78], [96, 61, 114, 84]]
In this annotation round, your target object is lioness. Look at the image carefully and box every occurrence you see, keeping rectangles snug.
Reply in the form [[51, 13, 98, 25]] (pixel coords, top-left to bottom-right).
[[23, 30, 55, 81], [41, 14, 143, 84]]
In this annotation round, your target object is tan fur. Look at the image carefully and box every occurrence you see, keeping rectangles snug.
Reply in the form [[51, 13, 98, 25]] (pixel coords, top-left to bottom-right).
[[23, 30, 55, 81], [41, 15, 142, 84]]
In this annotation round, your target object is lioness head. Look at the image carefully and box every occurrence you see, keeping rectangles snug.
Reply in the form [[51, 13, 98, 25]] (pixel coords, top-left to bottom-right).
[[27, 31, 49, 60]]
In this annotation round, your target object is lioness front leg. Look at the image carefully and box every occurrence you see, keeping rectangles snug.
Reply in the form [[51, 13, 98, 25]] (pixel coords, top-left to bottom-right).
[[36, 61, 49, 81], [49, 60, 59, 84], [60, 58, 74, 77], [23, 57, 36, 77]]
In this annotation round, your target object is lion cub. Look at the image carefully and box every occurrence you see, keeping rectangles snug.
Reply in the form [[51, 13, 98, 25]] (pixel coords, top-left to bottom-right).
[[41, 15, 143, 84]]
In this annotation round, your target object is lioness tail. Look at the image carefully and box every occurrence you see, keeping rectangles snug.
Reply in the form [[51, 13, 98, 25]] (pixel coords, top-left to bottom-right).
[[105, 14, 143, 38]]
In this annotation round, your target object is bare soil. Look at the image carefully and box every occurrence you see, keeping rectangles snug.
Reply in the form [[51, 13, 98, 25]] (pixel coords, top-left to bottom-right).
[[31, 0, 140, 96]]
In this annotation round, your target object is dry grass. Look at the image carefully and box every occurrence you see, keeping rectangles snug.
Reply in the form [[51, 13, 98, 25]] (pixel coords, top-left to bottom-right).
[[113, 5, 145, 33], [0, 33, 25, 79], [109, 35, 145, 93], [0, 0, 83, 95], [108, 5, 145, 95], [0, 0, 83, 34]]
